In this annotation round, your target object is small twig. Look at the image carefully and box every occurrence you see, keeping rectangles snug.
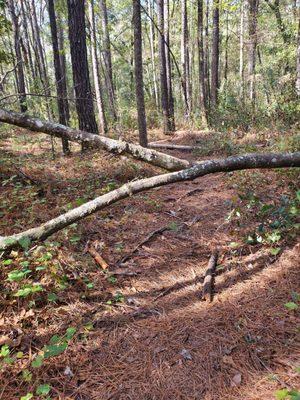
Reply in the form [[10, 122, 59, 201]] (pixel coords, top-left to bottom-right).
[[177, 187, 203, 202], [117, 226, 170, 266], [13, 166, 41, 186], [86, 242, 109, 270], [202, 249, 219, 302]]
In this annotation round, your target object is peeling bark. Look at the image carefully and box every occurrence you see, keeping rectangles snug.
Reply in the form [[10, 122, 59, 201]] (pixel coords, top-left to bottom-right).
[[0, 152, 299, 251]]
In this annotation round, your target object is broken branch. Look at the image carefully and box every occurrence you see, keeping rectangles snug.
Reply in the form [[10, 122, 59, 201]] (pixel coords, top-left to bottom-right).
[[202, 250, 219, 302]]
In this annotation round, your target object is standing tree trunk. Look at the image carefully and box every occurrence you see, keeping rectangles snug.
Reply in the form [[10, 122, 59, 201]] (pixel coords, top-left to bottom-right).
[[204, 0, 210, 104], [197, 0, 208, 127], [296, 16, 300, 96], [164, 0, 175, 131], [132, 0, 148, 147], [239, 0, 245, 102], [20, 0, 36, 84], [8, 0, 27, 113], [210, 0, 220, 108], [148, 0, 159, 108], [48, 0, 70, 154], [99, 0, 117, 122], [157, 0, 172, 134], [67, 0, 98, 148], [57, 16, 70, 126], [248, 0, 259, 108], [181, 0, 191, 116], [88, 0, 107, 134], [30, 0, 53, 119]]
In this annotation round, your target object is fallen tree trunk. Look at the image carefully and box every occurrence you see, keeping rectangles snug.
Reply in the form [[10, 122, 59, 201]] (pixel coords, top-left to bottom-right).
[[148, 143, 197, 151], [0, 152, 299, 251], [0, 108, 190, 171]]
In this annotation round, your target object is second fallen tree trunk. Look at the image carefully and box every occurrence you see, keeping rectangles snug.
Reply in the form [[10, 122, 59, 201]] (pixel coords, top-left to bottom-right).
[[0, 152, 299, 251], [0, 108, 190, 172]]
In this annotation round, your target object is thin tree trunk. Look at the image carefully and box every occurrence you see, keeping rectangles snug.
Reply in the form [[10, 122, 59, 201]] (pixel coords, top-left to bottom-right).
[[20, 0, 36, 83], [8, 0, 27, 113], [133, 0, 148, 147], [197, 0, 208, 127], [296, 16, 300, 96], [148, 0, 159, 108], [204, 0, 210, 104], [48, 0, 70, 154], [67, 0, 98, 149], [239, 0, 245, 102], [99, 0, 117, 122], [164, 0, 175, 131], [88, 0, 107, 134], [210, 0, 220, 108], [181, 0, 191, 116], [57, 16, 70, 126], [1, 151, 299, 251], [248, 0, 259, 108], [157, 0, 172, 134], [30, 0, 52, 118]]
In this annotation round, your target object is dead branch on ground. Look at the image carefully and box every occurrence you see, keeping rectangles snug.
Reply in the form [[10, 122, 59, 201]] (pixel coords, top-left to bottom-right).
[[202, 249, 219, 302]]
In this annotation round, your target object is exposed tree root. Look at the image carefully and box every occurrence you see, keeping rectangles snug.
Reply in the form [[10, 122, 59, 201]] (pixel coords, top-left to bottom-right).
[[0, 152, 299, 251]]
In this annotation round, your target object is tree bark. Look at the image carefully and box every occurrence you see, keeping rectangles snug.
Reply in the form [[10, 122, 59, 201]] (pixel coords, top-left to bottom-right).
[[164, 0, 175, 131], [67, 0, 98, 148], [239, 1, 245, 102], [157, 0, 172, 134], [57, 16, 70, 126], [88, 0, 107, 135], [210, 0, 220, 108], [181, 0, 191, 115], [8, 0, 27, 113], [133, 0, 148, 147], [0, 108, 189, 171], [147, 0, 159, 108], [29, 0, 53, 119], [47, 0, 70, 154], [197, 0, 208, 127], [296, 15, 300, 96], [0, 152, 299, 251], [99, 0, 117, 122], [248, 0, 259, 108]]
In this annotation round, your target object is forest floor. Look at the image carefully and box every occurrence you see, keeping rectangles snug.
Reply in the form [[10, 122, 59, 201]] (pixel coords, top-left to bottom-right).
[[0, 126, 299, 400]]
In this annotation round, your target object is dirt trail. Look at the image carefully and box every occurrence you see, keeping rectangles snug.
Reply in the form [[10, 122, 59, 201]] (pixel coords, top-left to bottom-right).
[[0, 130, 299, 400]]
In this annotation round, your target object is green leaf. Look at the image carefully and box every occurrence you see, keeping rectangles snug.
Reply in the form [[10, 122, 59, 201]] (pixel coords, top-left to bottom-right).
[[22, 369, 32, 382], [7, 269, 31, 282], [296, 190, 300, 202], [31, 355, 44, 368], [69, 235, 81, 243], [20, 393, 33, 400], [36, 384, 51, 396], [43, 343, 68, 358], [16, 351, 24, 359], [275, 389, 289, 400], [49, 335, 61, 345], [284, 302, 298, 311], [269, 247, 281, 256], [18, 237, 31, 251], [0, 344, 10, 357], [47, 293, 58, 302], [2, 259, 12, 266], [65, 327, 76, 341]]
